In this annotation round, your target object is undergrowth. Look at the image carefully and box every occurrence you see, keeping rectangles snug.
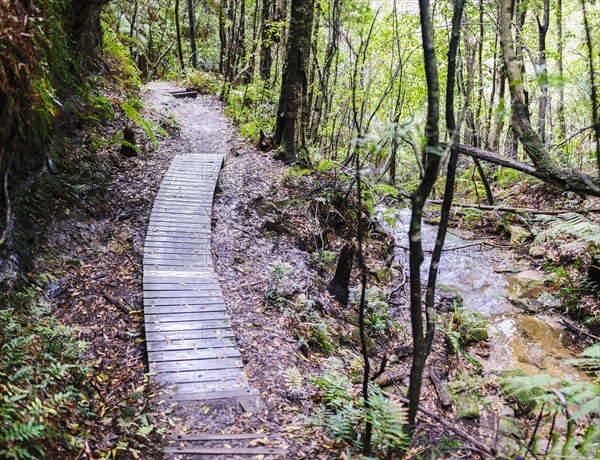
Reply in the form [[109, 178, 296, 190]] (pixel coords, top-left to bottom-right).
[[0, 287, 90, 459]]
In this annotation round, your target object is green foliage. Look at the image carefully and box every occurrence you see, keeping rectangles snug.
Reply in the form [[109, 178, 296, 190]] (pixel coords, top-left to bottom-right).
[[264, 262, 296, 309], [534, 212, 600, 246], [310, 359, 407, 453], [186, 70, 220, 95], [224, 81, 276, 140], [310, 249, 338, 274], [0, 294, 89, 459], [499, 347, 600, 458], [121, 100, 168, 148], [350, 288, 393, 335], [100, 20, 142, 93]]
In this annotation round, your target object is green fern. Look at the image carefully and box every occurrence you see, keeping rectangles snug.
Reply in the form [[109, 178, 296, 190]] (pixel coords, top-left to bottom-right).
[[121, 101, 168, 148], [283, 367, 303, 390], [534, 212, 600, 245]]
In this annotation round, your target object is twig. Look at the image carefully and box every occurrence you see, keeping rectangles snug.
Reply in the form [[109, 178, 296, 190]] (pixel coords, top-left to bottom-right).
[[0, 169, 11, 245], [383, 391, 497, 458], [560, 314, 600, 342]]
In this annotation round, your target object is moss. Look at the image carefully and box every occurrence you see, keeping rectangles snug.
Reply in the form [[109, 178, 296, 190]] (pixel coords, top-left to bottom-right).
[[454, 306, 489, 344]]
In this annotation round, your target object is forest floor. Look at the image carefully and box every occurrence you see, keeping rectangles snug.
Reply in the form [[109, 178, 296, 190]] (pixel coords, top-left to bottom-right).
[[21, 81, 598, 459]]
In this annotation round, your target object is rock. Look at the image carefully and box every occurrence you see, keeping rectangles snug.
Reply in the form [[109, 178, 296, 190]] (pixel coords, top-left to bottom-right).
[[500, 406, 515, 417], [453, 393, 480, 420], [436, 284, 463, 313], [372, 268, 392, 284], [537, 292, 561, 308], [507, 225, 531, 244], [529, 244, 546, 257], [499, 418, 523, 438], [455, 307, 489, 344]]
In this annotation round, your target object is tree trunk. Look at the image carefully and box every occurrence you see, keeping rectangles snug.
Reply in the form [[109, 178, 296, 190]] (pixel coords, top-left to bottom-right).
[[187, 0, 198, 68], [259, 0, 274, 80], [498, 0, 600, 195], [581, 0, 600, 173], [273, 0, 315, 163], [175, 0, 185, 69], [535, 0, 550, 146], [556, 0, 566, 140]]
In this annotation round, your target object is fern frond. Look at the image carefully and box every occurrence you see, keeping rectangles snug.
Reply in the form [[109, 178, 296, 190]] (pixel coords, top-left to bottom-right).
[[535, 212, 600, 245]]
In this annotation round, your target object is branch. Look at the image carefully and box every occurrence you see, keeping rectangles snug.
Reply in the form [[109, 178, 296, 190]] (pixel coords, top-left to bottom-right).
[[383, 391, 497, 458], [454, 143, 600, 197], [0, 170, 11, 246]]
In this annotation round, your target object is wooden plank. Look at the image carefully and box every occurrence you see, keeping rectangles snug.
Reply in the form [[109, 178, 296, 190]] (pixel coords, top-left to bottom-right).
[[145, 328, 233, 343], [149, 346, 241, 362], [145, 311, 229, 323], [161, 388, 257, 402], [145, 319, 231, 334], [143, 248, 212, 257], [169, 433, 269, 441], [143, 276, 218, 284], [161, 380, 249, 396], [148, 357, 242, 373], [143, 282, 220, 290], [163, 447, 288, 455], [143, 269, 216, 277], [145, 298, 225, 307], [144, 304, 226, 316], [158, 379, 247, 395], [144, 289, 221, 298], [146, 336, 235, 352], [144, 241, 211, 249], [156, 368, 245, 385]]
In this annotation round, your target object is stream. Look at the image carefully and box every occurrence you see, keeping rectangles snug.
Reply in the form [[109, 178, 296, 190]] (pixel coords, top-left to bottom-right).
[[381, 208, 587, 381]]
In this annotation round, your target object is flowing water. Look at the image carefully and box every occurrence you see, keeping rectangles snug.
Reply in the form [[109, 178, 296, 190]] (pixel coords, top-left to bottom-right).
[[381, 208, 587, 380]]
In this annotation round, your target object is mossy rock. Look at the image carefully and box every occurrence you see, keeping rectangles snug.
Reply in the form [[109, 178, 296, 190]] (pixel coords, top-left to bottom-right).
[[350, 327, 375, 355], [452, 393, 480, 420], [499, 417, 523, 438], [373, 268, 393, 284], [499, 370, 544, 415], [455, 307, 489, 344], [437, 284, 463, 312]]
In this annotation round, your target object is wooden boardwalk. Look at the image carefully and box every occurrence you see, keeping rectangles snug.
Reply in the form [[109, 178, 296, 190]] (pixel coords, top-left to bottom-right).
[[143, 153, 250, 401]]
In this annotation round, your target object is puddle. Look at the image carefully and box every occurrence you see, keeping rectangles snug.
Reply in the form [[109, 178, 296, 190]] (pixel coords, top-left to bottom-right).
[[379, 208, 587, 380]]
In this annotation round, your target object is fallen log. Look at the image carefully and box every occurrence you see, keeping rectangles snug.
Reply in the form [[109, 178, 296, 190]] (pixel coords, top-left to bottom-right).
[[453, 143, 600, 197], [427, 199, 600, 215]]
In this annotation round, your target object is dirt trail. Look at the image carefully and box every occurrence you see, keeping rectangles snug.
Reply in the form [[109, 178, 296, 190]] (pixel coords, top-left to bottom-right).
[[145, 83, 332, 458]]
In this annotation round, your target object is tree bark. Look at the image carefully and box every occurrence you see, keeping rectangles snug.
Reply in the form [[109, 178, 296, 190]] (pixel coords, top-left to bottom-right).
[[273, 0, 315, 163], [535, 0, 550, 146], [581, 0, 600, 174], [498, 0, 600, 195], [187, 0, 198, 68], [175, 0, 185, 69], [556, 0, 566, 140]]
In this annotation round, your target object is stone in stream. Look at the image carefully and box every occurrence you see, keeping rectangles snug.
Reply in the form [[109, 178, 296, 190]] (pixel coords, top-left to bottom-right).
[[506, 224, 531, 244]]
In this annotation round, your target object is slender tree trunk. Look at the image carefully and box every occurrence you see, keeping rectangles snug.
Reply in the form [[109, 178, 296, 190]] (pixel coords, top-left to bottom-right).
[[187, 0, 198, 68], [219, 0, 226, 74], [408, 0, 465, 428], [175, 0, 185, 69], [581, 0, 600, 173], [273, 0, 315, 163], [535, 0, 550, 145], [309, 0, 339, 142], [556, 0, 566, 141], [259, 0, 274, 80]]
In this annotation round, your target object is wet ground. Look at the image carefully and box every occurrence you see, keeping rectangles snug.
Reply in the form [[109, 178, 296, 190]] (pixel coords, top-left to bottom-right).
[[381, 208, 589, 381]]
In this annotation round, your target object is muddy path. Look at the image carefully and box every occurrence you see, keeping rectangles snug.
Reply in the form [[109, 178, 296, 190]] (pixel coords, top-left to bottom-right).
[[145, 82, 334, 458]]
